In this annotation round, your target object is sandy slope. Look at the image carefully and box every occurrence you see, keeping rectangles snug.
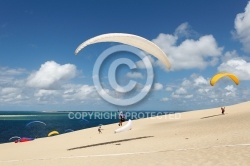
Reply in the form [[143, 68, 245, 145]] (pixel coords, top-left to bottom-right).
[[0, 101, 250, 166]]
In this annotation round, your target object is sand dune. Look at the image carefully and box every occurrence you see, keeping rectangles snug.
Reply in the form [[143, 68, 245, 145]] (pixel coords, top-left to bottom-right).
[[0, 101, 250, 166]]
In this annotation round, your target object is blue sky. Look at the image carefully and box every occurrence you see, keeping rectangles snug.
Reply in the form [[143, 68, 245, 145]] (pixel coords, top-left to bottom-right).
[[1, 0, 250, 111]]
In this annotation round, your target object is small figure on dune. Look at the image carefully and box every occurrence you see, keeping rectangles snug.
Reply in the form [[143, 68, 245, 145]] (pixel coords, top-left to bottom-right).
[[98, 126, 102, 134], [118, 110, 125, 126], [221, 107, 225, 115]]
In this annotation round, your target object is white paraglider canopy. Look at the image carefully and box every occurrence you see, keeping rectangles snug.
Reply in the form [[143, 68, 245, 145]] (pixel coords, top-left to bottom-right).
[[114, 119, 132, 133], [75, 33, 171, 69]]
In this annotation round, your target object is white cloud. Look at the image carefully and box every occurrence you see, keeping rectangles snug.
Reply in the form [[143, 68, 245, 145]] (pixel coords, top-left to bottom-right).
[[136, 56, 155, 69], [222, 50, 239, 62], [62, 84, 96, 101], [77, 85, 96, 98], [0, 87, 25, 103], [224, 85, 237, 97], [218, 58, 250, 80], [0, 67, 26, 76], [0, 67, 27, 86], [233, 1, 250, 52], [34, 89, 60, 103], [141, 84, 151, 92], [165, 72, 250, 108], [175, 87, 187, 95], [225, 85, 236, 92], [126, 72, 143, 79], [194, 76, 209, 86], [0, 67, 30, 104], [174, 22, 190, 37], [184, 94, 193, 99], [99, 88, 111, 98], [1, 87, 19, 95], [174, 22, 197, 38], [198, 88, 210, 93], [34, 89, 59, 97], [153, 23, 223, 70], [160, 97, 169, 102], [153, 83, 163, 91], [165, 87, 173, 91], [171, 93, 180, 99], [181, 79, 192, 87], [26, 61, 77, 89]]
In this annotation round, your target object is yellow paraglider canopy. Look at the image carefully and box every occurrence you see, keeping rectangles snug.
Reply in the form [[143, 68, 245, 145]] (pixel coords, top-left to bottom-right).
[[210, 72, 239, 86], [48, 131, 59, 137]]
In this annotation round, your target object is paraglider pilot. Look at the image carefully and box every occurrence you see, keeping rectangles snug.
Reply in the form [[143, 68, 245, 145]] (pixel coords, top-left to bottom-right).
[[98, 126, 102, 134], [118, 110, 125, 126], [221, 107, 225, 114]]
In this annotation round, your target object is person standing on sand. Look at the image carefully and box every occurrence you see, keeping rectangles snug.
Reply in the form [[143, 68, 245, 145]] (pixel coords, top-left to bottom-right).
[[98, 126, 102, 134], [118, 110, 125, 126], [221, 107, 225, 114]]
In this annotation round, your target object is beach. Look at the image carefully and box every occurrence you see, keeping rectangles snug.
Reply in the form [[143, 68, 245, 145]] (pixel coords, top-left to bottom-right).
[[0, 101, 250, 166]]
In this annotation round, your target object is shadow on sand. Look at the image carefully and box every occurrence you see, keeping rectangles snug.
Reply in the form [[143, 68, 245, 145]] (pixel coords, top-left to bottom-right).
[[68, 136, 154, 151], [200, 114, 225, 119]]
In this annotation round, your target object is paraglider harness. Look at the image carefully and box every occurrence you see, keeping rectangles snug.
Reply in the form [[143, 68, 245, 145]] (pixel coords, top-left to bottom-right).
[[119, 111, 126, 122], [121, 115, 125, 122]]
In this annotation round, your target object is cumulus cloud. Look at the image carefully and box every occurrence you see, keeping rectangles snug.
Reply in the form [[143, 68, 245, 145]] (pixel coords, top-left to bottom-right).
[[34, 89, 60, 103], [218, 58, 250, 80], [63, 84, 97, 101], [174, 22, 190, 37], [0, 87, 26, 103], [224, 85, 237, 97], [165, 72, 250, 108], [174, 22, 197, 38], [168, 79, 197, 100], [141, 84, 151, 92], [152, 23, 223, 70], [194, 76, 209, 86], [0, 66, 30, 104], [160, 97, 169, 102], [222, 50, 240, 62], [165, 87, 173, 91], [198, 88, 210, 93], [153, 83, 163, 91], [1, 87, 19, 95], [136, 56, 155, 69], [175, 87, 187, 95], [181, 79, 192, 87], [26, 61, 77, 89], [184, 94, 193, 99], [233, 1, 250, 52], [0, 67, 27, 86], [34, 89, 59, 97], [126, 72, 143, 79], [0, 67, 26, 76]]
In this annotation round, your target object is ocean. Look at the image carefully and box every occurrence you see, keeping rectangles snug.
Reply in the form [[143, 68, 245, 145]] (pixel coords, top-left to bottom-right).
[[0, 110, 182, 144]]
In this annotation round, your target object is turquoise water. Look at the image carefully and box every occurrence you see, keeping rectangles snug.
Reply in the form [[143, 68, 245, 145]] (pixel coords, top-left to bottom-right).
[[0, 111, 182, 144], [0, 111, 118, 144]]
